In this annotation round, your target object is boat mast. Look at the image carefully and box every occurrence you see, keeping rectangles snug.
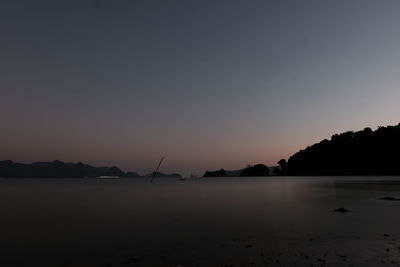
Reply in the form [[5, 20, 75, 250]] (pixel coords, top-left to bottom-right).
[[150, 157, 164, 183]]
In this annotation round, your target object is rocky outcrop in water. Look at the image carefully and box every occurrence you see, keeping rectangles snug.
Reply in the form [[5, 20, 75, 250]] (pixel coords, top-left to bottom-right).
[[203, 169, 227, 177]]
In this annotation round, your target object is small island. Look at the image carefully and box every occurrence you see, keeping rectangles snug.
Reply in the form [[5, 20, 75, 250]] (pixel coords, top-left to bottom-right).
[[203, 164, 270, 177]]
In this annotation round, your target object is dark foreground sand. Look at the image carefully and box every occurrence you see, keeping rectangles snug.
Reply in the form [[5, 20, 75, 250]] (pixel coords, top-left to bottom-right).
[[2, 177, 400, 266], [92, 234, 400, 267]]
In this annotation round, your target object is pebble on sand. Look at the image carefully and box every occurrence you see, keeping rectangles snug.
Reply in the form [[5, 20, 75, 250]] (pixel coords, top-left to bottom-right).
[[380, 196, 400, 201], [334, 208, 349, 213]]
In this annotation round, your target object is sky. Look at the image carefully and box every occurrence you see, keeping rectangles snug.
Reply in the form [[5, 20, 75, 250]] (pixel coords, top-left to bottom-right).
[[1, 0, 400, 175]]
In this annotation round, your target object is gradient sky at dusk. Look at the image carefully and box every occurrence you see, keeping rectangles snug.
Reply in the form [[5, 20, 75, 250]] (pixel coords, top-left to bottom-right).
[[1, 0, 400, 175]]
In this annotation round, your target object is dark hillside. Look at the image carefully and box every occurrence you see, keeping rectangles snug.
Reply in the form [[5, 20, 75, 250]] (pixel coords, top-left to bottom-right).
[[278, 124, 400, 175]]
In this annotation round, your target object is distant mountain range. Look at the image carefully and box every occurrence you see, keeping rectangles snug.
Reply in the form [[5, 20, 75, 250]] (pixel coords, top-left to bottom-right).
[[0, 160, 179, 178], [277, 123, 400, 175], [4, 123, 398, 178]]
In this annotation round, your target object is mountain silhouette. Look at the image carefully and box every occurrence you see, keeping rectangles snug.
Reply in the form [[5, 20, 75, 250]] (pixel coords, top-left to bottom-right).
[[0, 160, 141, 178], [277, 123, 400, 175]]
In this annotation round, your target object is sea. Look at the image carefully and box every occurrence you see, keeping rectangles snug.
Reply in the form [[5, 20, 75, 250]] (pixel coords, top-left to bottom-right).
[[1, 176, 400, 266]]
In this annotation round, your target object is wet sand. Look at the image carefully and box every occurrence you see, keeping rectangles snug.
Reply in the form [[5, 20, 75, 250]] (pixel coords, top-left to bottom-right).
[[100, 234, 400, 267], [1, 177, 400, 266]]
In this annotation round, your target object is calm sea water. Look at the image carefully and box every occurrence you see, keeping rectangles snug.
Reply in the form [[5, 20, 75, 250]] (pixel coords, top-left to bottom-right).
[[1, 177, 400, 266]]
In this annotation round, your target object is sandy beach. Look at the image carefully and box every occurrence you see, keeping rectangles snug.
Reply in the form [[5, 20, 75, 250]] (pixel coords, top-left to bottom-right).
[[1, 177, 400, 266]]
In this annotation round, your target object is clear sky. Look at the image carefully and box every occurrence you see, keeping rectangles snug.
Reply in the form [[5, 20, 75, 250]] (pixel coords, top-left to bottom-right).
[[1, 0, 400, 175]]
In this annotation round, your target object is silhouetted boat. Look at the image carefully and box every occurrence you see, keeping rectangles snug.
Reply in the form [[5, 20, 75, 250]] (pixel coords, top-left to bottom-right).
[[150, 157, 164, 183], [97, 176, 120, 179]]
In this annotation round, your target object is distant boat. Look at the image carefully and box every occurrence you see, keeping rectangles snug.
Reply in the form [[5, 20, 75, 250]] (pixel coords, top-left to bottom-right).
[[150, 157, 164, 183], [97, 176, 120, 179], [179, 172, 197, 181]]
